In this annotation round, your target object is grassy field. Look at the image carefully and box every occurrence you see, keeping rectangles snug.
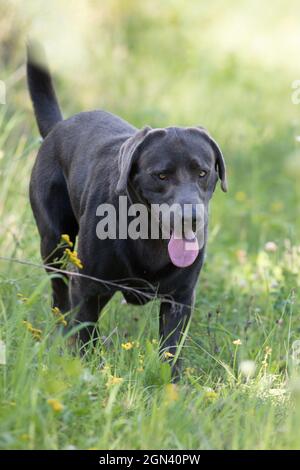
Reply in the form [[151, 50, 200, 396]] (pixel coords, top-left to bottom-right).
[[1, 0, 300, 449]]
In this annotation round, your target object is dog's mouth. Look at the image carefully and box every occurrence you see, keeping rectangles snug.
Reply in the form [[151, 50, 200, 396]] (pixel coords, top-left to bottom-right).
[[140, 195, 201, 268], [167, 229, 199, 268]]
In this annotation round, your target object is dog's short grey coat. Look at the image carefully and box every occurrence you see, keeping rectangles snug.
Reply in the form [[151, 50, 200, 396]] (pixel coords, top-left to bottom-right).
[[27, 45, 227, 379]]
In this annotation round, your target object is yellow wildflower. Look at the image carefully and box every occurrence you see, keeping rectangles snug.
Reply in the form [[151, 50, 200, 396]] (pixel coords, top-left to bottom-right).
[[61, 234, 73, 247], [164, 351, 175, 359], [203, 389, 218, 402], [271, 201, 283, 213], [47, 398, 64, 412], [23, 321, 42, 341], [262, 346, 272, 369], [121, 342, 133, 351], [233, 339, 242, 346], [164, 384, 179, 403], [17, 293, 29, 303], [106, 375, 123, 387], [184, 367, 195, 376], [101, 364, 111, 374], [235, 191, 247, 202], [137, 352, 144, 367], [64, 248, 83, 269], [52, 307, 67, 327], [72, 250, 83, 267]]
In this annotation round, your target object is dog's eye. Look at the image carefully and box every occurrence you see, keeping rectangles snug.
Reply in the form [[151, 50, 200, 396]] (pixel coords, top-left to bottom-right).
[[158, 173, 167, 180], [199, 170, 207, 178]]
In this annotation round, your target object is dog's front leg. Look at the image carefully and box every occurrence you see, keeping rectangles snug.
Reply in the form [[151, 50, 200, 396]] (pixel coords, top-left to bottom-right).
[[68, 276, 113, 349], [159, 290, 195, 381]]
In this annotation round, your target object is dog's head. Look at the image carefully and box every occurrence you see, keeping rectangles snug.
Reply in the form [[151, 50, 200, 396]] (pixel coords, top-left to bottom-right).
[[116, 126, 227, 267]]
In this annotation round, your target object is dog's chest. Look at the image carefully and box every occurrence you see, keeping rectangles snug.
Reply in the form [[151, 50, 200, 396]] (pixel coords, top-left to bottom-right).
[[129, 239, 170, 274]]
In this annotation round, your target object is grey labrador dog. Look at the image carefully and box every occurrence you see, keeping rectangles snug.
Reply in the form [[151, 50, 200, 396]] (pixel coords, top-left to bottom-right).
[[27, 45, 227, 379]]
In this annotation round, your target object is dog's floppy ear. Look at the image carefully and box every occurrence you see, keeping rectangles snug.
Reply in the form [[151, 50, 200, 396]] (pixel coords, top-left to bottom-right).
[[196, 127, 228, 192], [209, 137, 228, 192], [116, 126, 152, 195]]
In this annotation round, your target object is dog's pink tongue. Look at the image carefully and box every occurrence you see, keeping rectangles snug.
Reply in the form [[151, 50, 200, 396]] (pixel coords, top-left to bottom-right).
[[167, 231, 199, 268]]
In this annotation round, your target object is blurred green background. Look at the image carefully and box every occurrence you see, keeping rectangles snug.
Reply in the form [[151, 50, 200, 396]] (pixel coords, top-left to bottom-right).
[[1, 0, 300, 450]]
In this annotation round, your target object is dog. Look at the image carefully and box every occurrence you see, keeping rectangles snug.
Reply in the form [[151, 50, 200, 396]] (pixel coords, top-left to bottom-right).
[[27, 44, 227, 379]]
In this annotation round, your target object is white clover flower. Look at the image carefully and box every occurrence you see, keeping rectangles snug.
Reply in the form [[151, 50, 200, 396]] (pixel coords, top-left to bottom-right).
[[0, 340, 6, 365], [239, 360, 256, 378], [264, 241, 278, 252]]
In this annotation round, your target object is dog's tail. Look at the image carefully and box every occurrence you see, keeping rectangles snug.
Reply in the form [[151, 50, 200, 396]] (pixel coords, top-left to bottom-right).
[[26, 42, 63, 138]]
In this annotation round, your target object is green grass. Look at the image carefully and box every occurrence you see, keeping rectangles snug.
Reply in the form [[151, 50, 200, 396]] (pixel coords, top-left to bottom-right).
[[1, 0, 300, 450]]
